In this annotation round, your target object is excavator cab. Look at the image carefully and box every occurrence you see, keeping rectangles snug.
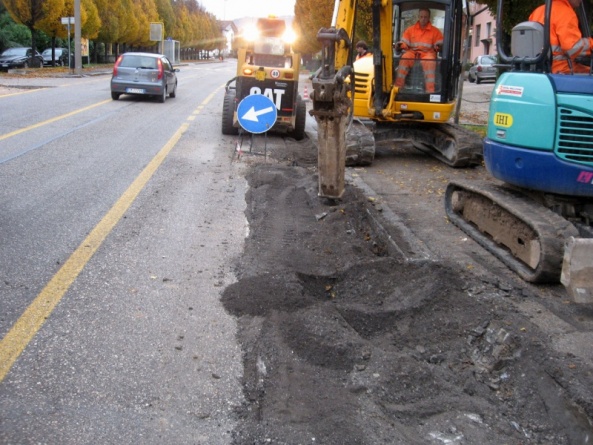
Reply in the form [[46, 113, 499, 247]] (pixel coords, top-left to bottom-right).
[[349, 1, 466, 122], [391, 5, 447, 97]]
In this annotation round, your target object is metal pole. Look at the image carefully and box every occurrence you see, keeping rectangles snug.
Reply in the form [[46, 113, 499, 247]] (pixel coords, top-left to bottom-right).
[[68, 20, 72, 72], [74, 0, 82, 75]]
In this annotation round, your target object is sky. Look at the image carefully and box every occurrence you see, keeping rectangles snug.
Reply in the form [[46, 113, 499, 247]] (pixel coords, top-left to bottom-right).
[[199, 0, 297, 21]]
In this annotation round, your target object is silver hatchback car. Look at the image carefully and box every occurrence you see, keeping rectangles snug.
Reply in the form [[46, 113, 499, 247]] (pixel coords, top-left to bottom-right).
[[468, 55, 497, 84], [110, 52, 178, 103]]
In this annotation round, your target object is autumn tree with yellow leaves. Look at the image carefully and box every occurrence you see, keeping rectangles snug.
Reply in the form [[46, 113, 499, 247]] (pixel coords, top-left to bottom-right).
[[1, 0, 223, 60], [293, 0, 372, 63]]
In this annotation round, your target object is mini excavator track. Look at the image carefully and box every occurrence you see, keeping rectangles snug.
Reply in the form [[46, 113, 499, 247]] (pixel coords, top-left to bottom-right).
[[445, 180, 580, 283], [344, 122, 484, 168]]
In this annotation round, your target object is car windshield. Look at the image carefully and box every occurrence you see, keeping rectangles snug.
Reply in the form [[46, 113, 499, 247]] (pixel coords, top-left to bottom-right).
[[2, 48, 28, 56], [481, 56, 496, 65], [119, 55, 158, 69], [42, 49, 61, 56]]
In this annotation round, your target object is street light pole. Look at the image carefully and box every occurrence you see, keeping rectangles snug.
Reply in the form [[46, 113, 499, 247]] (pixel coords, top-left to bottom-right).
[[74, 0, 82, 75]]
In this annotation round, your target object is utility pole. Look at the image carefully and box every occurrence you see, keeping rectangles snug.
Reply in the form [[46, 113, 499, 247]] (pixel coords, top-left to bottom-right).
[[74, 0, 82, 75]]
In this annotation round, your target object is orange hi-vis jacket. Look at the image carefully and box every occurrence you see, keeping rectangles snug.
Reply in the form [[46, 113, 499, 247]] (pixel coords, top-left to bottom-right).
[[396, 21, 444, 93], [399, 21, 444, 55], [529, 0, 593, 74]]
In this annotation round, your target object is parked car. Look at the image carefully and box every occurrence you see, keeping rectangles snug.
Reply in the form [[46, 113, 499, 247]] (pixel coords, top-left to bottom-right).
[[42, 48, 69, 66], [0, 47, 44, 70], [467, 55, 497, 84], [110, 52, 178, 103]]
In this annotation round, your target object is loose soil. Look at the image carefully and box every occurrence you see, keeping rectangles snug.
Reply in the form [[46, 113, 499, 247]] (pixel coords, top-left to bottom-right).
[[222, 134, 593, 444]]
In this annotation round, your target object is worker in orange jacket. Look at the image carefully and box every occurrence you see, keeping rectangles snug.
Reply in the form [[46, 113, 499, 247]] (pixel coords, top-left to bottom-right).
[[529, 0, 593, 74], [395, 8, 444, 93]]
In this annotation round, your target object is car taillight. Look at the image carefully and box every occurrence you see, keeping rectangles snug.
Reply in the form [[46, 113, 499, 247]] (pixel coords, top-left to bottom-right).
[[113, 55, 123, 76], [477, 66, 483, 72], [157, 58, 164, 80]]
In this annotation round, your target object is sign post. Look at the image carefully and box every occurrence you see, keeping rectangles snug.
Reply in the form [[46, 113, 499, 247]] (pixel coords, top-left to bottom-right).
[[236, 94, 277, 159], [61, 17, 74, 69]]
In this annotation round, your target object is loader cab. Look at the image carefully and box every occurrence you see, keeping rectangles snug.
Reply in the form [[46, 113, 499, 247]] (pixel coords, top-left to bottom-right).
[[241, 18, 297, 70]]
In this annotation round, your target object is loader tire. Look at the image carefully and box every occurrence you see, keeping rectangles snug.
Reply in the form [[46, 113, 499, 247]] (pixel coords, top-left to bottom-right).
[[222, 89, 239, 135], [289, 96, 307, 141]]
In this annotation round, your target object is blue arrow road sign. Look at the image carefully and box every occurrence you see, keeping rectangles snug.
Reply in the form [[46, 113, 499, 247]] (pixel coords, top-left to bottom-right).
[[237, 94, 277, 134]]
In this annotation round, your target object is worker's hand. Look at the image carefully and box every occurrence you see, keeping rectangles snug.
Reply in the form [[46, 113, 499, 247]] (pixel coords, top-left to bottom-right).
[[434, 44, 442, 52]]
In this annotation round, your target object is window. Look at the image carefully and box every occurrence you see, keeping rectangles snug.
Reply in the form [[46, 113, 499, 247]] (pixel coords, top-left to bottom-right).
[[486, 22, 492, 39], [475, 24, 481, 47]]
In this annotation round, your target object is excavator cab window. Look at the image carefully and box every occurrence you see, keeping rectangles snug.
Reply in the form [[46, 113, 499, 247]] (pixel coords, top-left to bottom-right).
[[392, 5, 446, 95]]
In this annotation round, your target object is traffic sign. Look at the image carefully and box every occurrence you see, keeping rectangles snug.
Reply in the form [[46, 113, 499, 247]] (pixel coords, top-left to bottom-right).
[[237, 94, 277, 134], [61, 17, 75, 24]]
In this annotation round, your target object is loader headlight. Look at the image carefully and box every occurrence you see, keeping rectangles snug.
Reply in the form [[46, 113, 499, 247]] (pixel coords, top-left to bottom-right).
[[282, 29, 296, 44]]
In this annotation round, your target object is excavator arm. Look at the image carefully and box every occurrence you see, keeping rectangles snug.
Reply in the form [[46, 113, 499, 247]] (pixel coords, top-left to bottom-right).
[[310, 0, 396, 199], [310, 0, 482, 199]]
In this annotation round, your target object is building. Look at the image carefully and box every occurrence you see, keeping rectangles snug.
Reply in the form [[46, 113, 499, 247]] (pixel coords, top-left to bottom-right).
[[469, 2, 496, 60], [219, 20, 238, 56]]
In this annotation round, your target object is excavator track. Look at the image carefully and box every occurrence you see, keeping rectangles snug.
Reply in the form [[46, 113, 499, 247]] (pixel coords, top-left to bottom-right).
[[344, 122, 483, 168], [444, 180, 580, 283], [371, 122, 484, 168], [345, 120, 376, 166]]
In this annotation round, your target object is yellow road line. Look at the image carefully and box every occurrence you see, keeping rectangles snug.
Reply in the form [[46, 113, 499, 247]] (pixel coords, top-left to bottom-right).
[[0, 88, 222, 382], [0, 99, 111, 142]]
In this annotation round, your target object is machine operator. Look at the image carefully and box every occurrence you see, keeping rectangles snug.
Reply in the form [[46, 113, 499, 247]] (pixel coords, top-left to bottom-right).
[[394, 8, 444, 93], [529, 0, 593, 74]]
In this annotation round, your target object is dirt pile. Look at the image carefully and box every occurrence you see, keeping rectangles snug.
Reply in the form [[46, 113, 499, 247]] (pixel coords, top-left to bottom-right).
[[222, 138, 593, 444]]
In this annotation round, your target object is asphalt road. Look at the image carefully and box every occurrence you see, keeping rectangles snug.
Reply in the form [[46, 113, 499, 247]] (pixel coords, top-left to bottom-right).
[[0, 61, 249, 443], [0, 66, 528, 443]]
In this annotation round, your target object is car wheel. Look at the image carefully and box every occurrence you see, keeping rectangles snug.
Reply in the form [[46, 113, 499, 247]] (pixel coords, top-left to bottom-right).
[[158, 85, 167, 103], [169, 81, 177, 98], [111, 92, 120, 100], [476, 76, 481, 85], [468, 73, 475, 83], [221, 89, 239, 135]]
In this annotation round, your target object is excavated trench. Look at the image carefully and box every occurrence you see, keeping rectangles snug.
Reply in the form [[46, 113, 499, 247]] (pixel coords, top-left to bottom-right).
[[221, 138, 593, 444]]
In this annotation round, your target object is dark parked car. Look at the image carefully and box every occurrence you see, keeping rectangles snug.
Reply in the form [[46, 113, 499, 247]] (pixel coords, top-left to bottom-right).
[[0, 47, 44, 70], [110, 52, 178, 103], [468, 55, 497, 84], [42, 48, 69, 66]]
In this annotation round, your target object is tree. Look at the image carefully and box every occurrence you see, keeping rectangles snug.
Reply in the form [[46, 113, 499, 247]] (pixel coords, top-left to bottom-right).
[[93, 0, 123, 57], [78, 0, 101, 40], [0, 10, 32, 51], [3, 0, 64, 57], [293, 0, 333, 55], [154, 0, 175, 39]]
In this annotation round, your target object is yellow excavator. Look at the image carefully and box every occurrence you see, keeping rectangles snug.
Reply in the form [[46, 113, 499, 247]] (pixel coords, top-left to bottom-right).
[[310, 0, 482, 198]]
